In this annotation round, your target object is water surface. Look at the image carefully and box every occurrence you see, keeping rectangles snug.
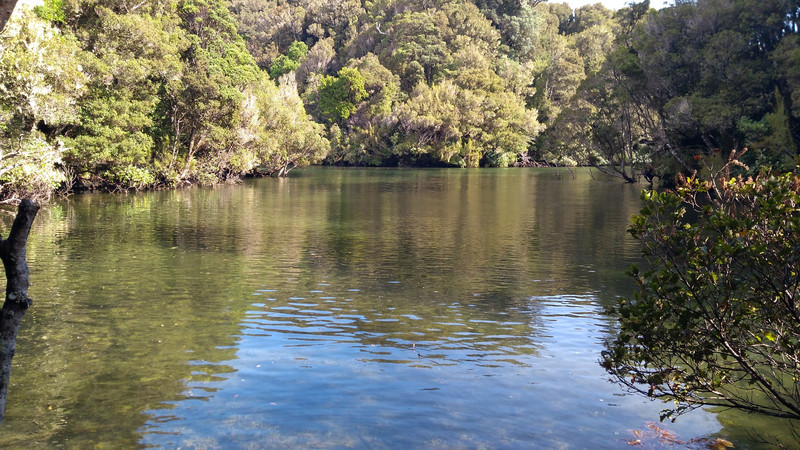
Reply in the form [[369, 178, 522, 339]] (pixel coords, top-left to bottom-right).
[[0, 168, 767, 447]]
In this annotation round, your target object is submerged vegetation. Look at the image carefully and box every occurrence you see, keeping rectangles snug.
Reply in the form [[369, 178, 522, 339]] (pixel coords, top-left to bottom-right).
[[1, 0, 799, 201]]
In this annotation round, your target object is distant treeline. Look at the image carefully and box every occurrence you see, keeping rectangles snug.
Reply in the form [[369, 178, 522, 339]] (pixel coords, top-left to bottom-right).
[[1, 0, 798, 200]]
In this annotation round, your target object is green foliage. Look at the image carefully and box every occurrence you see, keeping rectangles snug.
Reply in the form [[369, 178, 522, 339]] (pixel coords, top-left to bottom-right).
[[0, 11, 85, 133], [154, 0, 260, 183], [538, 0, 800, 182], [316, 67, 368, 123], [286, 40, 308, 61], [774, 34, 800, 119], [305, 0, 363, 49], [530, 2, 623, 168], [381, 9, 453, 89], [395, 78, 537, 167], [104, 164, 156, 189], [441, 1, 501, 56], [228, 0, 306, 68], [546, 42, 652, 182], [737, 89, 797, 172], [33, 0, 66, 23], [325, 54, 400, 165], [268, 54, 299, 80], [246, 75, 329, 176], [179, 0, 260, 85], [603, 158, 800, 429], [296, 38, 335, 86], [269, 41, 308, 80], [0, 134, 67, 201], [307, 0, 543, 167], [8, 0, 800, 198], [0, 10, 85, 200], [62, 7, 188, 189]]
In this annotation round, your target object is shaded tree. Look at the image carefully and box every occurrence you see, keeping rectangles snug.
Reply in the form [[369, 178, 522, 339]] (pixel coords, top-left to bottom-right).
[[581, 45, 653, 182], [269, 40, 308, 80], [228, 0, 306, 68], [296, 37, 336, 86]]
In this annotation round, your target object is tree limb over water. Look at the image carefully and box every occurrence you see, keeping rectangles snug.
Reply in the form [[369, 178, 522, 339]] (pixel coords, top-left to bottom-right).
[[0, 199, 39, 422]]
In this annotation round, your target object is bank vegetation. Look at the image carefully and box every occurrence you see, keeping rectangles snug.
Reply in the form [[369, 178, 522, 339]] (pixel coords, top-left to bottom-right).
[[1, 0, 799, 201]]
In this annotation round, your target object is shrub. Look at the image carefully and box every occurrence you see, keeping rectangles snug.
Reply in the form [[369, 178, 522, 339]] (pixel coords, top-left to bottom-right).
[[603, 153, 800, 428]]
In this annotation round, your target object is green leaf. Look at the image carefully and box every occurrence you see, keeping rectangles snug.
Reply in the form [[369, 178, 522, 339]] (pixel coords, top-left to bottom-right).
[[765, 331, 776, 342]]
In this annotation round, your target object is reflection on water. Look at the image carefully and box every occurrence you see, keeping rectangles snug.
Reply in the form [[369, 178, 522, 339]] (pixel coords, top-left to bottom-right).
[[141, 294, 660, 449], [0, 168, 772, 447]]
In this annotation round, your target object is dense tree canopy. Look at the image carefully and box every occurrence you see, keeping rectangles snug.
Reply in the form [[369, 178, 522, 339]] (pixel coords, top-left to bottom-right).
[[540, 0, 800, 182], [1, 0, 800, 199]]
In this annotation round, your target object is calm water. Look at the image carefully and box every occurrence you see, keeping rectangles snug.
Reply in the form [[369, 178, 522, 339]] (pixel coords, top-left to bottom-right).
[[0, 168, 780, 447]]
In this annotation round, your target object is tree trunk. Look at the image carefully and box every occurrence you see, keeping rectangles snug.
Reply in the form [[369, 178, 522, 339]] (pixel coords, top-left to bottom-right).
[[0, 199, 39, 423], [0, 0, 20, 33]]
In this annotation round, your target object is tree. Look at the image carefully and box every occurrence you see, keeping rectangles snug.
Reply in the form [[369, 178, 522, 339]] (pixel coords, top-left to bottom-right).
[[394, 80, 462, 164], [602, 155, 800, 432], [394, 77, 537, 167], [304, 0, 363, 49], [296, 37, 335, 87], [62, 7, 186, 190], [574, 44, 653, 182], [243, 75, 330, 177], [380, 9, 452, 89], [541, 2, 655, 181], [315, 66, 367, 124], [0, 199, 40, 422], [440, 1, 501, 57], [0, 3, 42, 424], [0, 8, 85, 200], [159, 0, 260, 183], [775, 34, 800, 120], [269, 40, 308, 80], [625, 0, 800, 180], [327, 53, 400, 165], [228, 0, 306, 69]]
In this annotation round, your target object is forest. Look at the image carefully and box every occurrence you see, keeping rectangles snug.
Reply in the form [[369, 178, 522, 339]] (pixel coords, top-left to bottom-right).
[[1, 0, 799, 201]]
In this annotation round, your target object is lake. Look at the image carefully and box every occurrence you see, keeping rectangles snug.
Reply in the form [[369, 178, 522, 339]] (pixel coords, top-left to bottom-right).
[[0, 168, 778, 447]]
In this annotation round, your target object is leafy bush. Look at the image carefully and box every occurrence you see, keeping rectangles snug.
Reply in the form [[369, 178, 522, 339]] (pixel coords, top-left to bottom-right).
[[104, 165, 156, 190], [0, 134, 66, 202], [603, 154, 800, 428]]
